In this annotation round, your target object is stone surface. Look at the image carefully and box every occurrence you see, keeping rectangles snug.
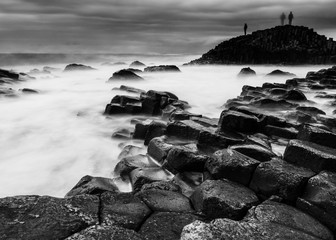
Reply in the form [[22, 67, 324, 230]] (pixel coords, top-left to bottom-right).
[[298, 124, 336, 149], [144, 65, 181, 72], [218, 110, 260, 133], [100, 191, 151, 230], [147, 136, 174, 162], [205, 149, 260, 186], [284, 139, 336, 173], [65, 175, 119, 197], [64, 63, 95, 71], [191, 179, 259, 220], [114, 154, 159, 177], [0, 195, 99, 240], [66, 225, 144, 240], [136, 189, 194, 212], [140, 212, 201, 240], [230, 143, 277, 162], [249, 158, 315, 202], [109, 70, 143, 81], [297, 171, 336, 232]]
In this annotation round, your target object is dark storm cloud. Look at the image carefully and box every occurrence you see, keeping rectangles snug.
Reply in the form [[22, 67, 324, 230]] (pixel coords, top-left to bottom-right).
[[0, 0, 335, 54]]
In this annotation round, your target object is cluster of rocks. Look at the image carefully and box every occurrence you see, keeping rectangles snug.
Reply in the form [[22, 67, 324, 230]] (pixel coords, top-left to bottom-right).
[[188, 25, 336, 65], [2, 66, 336, 239]]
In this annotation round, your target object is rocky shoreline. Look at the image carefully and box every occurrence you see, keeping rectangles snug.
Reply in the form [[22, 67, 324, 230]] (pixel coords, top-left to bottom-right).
[[1, 65, 336, 239]]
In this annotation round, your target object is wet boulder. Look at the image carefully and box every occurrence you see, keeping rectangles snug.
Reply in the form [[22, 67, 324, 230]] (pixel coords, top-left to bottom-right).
[[284, 139, 336, 173], [0, 195, 99, 240], [296, 106, 326, 115], [191, 179, 259, 220], [167, 120, 214, 140], [65, 175, 119, 197], [267, 69, 296, 77], [64, 63, 96, 71], [165, 146, 210, 173], [118, 145, 145, 160], [147, 136, 174, 162], [133, 119, 153, 139], [104, 103, 126, 114], [141, 180, 181, 193], [0, 68, 19, 79], [298, 124, 336, 149], [205, 149, 260, 186], [264, 125, 298, 139], [130, 61, 146, 67], [66, 225, 144, 240], [100, 191, 151, 229], [251, 98, 297, 109], [238, 67, 256, 76], [129, 167, 174, 191], [229, 143, 277, 162], [144, 120, 167, 145], [283, 89, 307, 101], [297, 171, 336, 233], [114, 154, 159, 177], [139, 212, 201, 240], [108, 70, 143, 81], [218, 110, 260, 133], [136, 189, 194, 213], [173, 172, 204, 197], [249, 158, 315, 202], [144, 65, 181, 72]]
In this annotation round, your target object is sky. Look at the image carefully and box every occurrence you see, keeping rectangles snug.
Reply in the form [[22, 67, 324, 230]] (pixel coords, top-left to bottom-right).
[[0, 0, 335, 54]]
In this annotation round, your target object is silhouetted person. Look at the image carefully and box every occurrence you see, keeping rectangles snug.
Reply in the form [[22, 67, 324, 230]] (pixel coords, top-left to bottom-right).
[[244, 23, 248, 35], [288, 11, 294, 25], [280, 12, 286, 26]]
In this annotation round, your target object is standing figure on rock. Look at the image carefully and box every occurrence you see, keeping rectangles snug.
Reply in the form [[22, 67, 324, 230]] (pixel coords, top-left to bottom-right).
[[280, 12, 286, 26], [288, 11, 294, 25], [244, 23, 248, 35]]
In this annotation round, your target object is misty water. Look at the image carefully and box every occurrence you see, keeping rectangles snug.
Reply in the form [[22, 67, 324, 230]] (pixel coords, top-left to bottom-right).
[[0, 57, 332, 198]]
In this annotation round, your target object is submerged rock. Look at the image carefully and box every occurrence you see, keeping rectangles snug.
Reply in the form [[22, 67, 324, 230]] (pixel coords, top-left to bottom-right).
[[144, 65, 181, 72], [108, 70, 143, 81], [238, 67, 256, 76], [64, 63, 96, 71], [130, 61, 146, 67], [267, 69, 296, 77]]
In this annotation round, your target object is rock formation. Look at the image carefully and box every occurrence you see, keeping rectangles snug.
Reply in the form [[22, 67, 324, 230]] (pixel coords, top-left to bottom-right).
[[187, 25, 336, 65]]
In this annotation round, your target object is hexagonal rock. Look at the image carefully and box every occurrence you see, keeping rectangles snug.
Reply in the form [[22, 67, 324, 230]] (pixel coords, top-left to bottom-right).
[[205, 149, 260, 186], [129, 167, 174, 192], [0, 195, 99, 240], [65, 175, 119, 197], [165, 146, 210, 173], [139, 212, 201, 240], [147, 136, 174, 162], [136, 189, 194, 213], [297, 171, 336, 232], [191, 179, 259, 220], [181, 200, 333, 240], [230, 143, 277, 162], [284, 139, 336, 173], [140, 181, 181, 193], [218, 110, 260, 133], [114, 154, 159, 177], [249, 159, 315, 202], [167, 120, 215, 140], [65, 225, 144, 240], [298, 124, 336, 149], [264, 125, 298, 139], [100, 191, 151, 230], [244, 200, 333, 240]]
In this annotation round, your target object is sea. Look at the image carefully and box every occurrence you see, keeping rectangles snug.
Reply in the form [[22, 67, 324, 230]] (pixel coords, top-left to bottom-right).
[[0, 53, 333, 197]]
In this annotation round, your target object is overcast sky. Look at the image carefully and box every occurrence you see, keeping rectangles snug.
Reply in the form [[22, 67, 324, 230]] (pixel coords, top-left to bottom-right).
[[0, 0, 335, 54]]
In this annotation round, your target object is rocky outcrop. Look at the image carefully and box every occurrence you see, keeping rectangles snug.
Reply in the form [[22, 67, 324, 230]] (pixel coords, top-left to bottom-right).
[[64, 63, 96, 71], [144, 65, 181, 72], [108, 70, 143, 81], [187, 25, 336, 65], [238, 67, 256, 76], [130, 61, 146, 67]]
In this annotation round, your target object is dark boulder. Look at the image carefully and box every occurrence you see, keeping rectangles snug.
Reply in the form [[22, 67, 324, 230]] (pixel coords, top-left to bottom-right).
[[167, 120, 214, 140], [147, 136, 174, 162], [114, 154, 159, 177], [100, 191, 151, 229], [249, 158, 315, 202], [191, 179, 259, 220], [230, 143, 277, 162], [104, 103, 126, 115], [65, 175, 119, 197], [144, 120, 167, 145], [136, 189, 194, 213], [297, 106, 326, 115], [218, 110, 260, 133], [129, 167, 174, 191], [283, 89, 307, 101], [264, 125, 298, 139], [64, 63, 95, 71], [144, 65, 181, 72], [0, 195, 99, 240], [108, 70, 143, 81], [133, 119, 153, 139], [205, 149, 260, 186], [267, 69, 296, 77], [298, 124, 336, 149], [284, 139, 336, 173], [297, 171, 336, 233], [139, 212, 201, 240], [238, 67, 256, 76], [130, 61, 146, 67], [20, 88, 39, 94], [123, 68, 142, 73]]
